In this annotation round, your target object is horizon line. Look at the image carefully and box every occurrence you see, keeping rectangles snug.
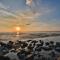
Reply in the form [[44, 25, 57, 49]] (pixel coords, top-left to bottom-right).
[[0, 31, 60, 33]]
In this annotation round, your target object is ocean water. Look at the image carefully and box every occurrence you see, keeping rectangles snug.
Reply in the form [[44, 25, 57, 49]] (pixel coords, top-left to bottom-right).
[[35, 36, 60, 42], [0, 32, 60, 42]]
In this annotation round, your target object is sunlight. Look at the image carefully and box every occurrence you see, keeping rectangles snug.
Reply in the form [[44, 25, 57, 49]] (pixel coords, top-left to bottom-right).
[[15, 26, 21, 32]]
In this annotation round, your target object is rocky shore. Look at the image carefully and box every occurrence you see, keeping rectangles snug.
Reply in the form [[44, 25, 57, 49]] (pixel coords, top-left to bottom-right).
[[0, 39, 60, 60]]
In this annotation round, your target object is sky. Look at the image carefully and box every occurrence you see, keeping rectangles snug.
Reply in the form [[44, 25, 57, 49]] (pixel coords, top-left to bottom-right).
[[0, 0, 60, 32]]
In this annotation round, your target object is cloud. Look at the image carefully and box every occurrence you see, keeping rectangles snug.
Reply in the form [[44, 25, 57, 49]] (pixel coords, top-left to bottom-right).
[[0, 2, 8, 9], [0, 6, 52, 28], [0, 2, 17, 19], [0, 10, 16, 18], [26, 0, 32, 6]]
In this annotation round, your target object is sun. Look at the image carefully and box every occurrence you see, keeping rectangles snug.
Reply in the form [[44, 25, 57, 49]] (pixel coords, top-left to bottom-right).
[[15, 26, 21, 32]]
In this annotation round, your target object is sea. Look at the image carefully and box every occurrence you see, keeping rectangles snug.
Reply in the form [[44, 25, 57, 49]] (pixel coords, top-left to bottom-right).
[[0, 31, 60, 43]]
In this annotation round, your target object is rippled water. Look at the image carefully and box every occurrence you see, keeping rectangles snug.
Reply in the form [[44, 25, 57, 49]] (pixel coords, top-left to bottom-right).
[[35, 36, 60, 42], [0, 32, 60, 42]]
